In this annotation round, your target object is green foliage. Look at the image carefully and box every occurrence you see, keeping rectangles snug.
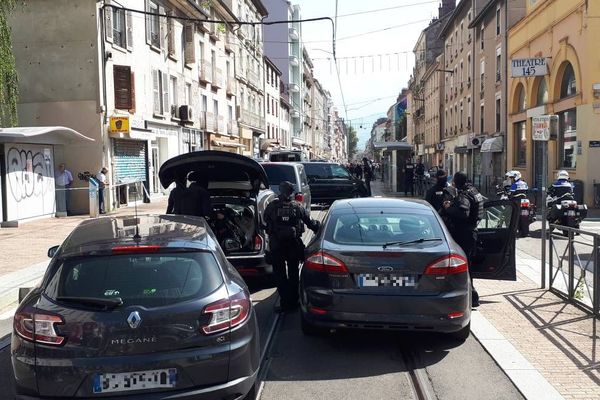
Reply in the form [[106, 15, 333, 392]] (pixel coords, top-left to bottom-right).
[[347, 125, 358, 161], [0, 0, 19, 126]]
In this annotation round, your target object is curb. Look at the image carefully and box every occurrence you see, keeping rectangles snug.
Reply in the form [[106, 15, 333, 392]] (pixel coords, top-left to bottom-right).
[[0, 261, 48, 311]]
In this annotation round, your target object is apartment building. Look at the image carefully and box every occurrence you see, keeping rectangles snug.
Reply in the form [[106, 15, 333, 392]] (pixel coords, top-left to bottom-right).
[[263, 56, 286, 156], [423, 54, 444, 167]]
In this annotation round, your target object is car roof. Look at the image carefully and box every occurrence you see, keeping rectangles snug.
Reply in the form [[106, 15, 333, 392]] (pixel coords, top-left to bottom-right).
[[330, 197, 436, 212], [59, 214, 214, 257], [262, 162, 301, 168]]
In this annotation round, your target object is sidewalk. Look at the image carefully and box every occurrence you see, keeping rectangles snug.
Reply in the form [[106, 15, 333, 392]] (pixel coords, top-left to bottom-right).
[[371, 180, 600, 400]]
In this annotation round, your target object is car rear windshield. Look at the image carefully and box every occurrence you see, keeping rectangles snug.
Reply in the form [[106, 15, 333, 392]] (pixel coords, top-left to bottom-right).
[[325, 212, 445, 245], [263, 164, 296, 186], [46, 252, 224, 308], [303, 163, 331, 179]]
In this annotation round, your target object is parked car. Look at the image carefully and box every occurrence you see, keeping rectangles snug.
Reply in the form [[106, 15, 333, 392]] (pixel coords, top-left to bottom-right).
[[301, 162, 368, 204], [299, 197, 519, 340], [268, 150, 307, 162], [262, 162, 312, 212], [12, 215, 260, 399], [159, 151, 276, 276]]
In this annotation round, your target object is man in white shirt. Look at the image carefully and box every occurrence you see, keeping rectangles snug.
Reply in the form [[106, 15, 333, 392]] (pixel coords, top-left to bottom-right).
[[96, 167, 108, 214], [55, 163, 74, 215]]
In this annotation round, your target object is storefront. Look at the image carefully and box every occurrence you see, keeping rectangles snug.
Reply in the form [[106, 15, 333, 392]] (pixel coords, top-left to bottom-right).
[[146, 122, 180, 196]]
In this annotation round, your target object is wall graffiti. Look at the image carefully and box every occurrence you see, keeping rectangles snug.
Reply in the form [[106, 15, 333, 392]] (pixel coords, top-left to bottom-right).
[[6, 146, 53, 202]]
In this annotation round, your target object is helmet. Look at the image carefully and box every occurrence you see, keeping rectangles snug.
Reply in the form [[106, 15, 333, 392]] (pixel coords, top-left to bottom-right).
[[557, 170, 570, 180], [513, 171, 522, 181], [278, 181, 295, 199], [505, 171, 515, 178]]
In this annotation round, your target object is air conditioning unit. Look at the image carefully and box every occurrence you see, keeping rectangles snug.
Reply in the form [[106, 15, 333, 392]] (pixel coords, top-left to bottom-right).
[[469, 135, 486, 149], [179, 105, 193, 122]]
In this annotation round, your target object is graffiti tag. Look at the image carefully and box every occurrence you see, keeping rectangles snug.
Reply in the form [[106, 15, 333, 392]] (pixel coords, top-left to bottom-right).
[[6, 147, 53, 203]]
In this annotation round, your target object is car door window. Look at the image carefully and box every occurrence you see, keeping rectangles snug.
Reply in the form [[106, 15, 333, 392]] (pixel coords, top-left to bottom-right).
[[331, 165, 351, 179], [304, 164, 331, 179], [477, 204, 513, 229], [298, 166, 309, 188]]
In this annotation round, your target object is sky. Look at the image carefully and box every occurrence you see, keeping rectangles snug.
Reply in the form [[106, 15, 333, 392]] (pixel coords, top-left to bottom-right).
[[294, 0, 443, 149]]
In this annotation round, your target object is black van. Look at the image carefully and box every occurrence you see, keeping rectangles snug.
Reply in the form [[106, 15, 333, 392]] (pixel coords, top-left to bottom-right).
[[268, 150, 307, 162], [301, 162, 368, 204]]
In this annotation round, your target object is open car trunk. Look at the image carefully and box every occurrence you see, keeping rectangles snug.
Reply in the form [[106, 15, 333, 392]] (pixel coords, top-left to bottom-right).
[[210, 197, 260, 255]]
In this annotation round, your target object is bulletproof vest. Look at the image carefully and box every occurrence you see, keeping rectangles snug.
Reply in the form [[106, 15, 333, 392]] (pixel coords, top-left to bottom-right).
[[273, 201, 302, 240], [463, 186, 484, 227]]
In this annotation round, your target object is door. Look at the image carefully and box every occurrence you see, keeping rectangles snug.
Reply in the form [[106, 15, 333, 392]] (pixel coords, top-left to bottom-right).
[[151, 146, 160, 193], [303, 163, 330, 202], [297, 165, 311, 210], [330, 164, 356, 198], [471, 200, 519, 281]]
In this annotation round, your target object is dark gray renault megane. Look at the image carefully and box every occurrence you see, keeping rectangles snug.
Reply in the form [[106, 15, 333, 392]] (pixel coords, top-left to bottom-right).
[[12, 215, 259, 399], [300, 197, 519, 340]]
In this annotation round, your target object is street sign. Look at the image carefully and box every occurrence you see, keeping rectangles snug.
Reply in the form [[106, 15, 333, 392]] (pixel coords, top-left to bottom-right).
[[511, 58, 548, 77], [532, 115, 557, 141]]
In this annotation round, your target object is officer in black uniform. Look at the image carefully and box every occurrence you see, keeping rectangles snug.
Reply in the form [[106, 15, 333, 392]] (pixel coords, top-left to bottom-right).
[[440, 172, 484, 307], [425, 169, 448, 212], [264, 181, 320, 311], [404, 158, 415, 196]]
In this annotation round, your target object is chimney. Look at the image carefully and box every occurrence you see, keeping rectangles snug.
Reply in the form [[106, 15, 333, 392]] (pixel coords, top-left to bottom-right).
[[439, 0, 456, 19]]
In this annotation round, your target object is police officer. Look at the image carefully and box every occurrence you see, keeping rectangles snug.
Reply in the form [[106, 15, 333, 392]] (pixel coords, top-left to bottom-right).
[[508, 170, 529, 199], [362, 157, 373, 196], [440, 171, 484, 307], [264, 181, 320, 311], [425, 169, 448, 212], [404, 158, 415, 196], [548, 170, 574, 200]]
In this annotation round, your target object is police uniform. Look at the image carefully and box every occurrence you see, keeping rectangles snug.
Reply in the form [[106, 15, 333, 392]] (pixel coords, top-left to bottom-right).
[[264, 182, 319, 310], [425, 171, 449, 211], [548, 179, 574, 199], [404, 161, 415, 196]]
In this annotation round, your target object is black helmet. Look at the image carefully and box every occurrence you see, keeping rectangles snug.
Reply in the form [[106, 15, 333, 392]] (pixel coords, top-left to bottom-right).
[[279, 181, 295, 200], [453, 171, 468, 188]]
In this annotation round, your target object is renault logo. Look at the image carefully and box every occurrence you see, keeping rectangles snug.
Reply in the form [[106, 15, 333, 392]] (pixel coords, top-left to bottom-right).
[[377, 266, 394, 272], [127, 311, 142, 329]]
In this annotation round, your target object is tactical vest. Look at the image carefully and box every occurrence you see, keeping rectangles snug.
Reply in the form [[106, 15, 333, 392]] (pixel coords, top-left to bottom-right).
[[273, 201, 302, 240], [464, 186, 484, 227]]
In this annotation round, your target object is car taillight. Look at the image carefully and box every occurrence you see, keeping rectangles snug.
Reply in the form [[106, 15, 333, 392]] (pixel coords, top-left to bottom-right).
[[304, 251, 349, 274], [112, 245, 161, 254], [295, 193, 304, 203], [201, 290, 251, 335], [520, 199, 530, 208], [254, 235, 263, 251], [14, 308, 65, 346], [424, 254, 468, 275]]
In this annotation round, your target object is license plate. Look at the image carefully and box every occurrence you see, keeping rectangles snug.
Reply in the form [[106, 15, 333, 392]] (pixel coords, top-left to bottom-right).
[[521, 210, 529, 216], [567, 210, 576, 216], [93, 368, 177, 394], [358, 273, 416, 287]]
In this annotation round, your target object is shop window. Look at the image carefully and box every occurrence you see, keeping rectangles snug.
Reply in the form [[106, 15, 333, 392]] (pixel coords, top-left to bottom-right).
[[514, 121, 527, 166], [536, 78, 548, 106], [558, 109, 577, 169], [560, 63, 576, 98]]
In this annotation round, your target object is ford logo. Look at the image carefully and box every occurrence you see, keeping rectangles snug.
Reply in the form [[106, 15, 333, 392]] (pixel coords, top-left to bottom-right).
[[377, 266, 394, 272]]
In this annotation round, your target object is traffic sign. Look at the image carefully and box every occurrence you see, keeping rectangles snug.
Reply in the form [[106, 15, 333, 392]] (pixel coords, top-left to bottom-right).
[[511, 58, 548, 77]]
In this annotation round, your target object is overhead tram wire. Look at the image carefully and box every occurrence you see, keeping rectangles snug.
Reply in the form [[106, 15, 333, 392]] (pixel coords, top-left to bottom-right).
[[336, 1, 439, 18]]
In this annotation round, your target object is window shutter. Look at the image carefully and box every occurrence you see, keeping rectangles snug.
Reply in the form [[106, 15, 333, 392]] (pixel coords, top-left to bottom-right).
[[145, 0, 151, 44], [159, 6, 166, 50], [184, 24, 196, 65], [113, 65, 132, 110], [162, 71, 169, 115], [152, 69, 160, 114], [130, 71, 136, 112], [167, 11, 175, 56], [126, 11, 133, 50], [105, 4, 113, 43]]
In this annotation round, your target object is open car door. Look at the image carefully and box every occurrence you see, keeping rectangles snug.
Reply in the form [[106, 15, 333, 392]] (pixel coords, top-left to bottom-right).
[[471, 200, 519, 281]]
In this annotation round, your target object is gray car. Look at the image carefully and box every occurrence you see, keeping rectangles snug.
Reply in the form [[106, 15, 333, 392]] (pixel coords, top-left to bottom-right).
[[262, 162, 312, 212], [300, 198, 519, 340], [12, 215, 259, 399]]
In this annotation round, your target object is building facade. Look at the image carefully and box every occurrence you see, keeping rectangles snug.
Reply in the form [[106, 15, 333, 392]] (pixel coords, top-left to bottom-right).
[[507, 0, 600, 206], [423, 55, 444, 167], [263, 56, 284, 156]]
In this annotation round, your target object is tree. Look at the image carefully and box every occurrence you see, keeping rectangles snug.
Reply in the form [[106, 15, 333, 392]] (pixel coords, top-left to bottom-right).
[[0, 0, 18, 127], [347, 125, 358, 161]]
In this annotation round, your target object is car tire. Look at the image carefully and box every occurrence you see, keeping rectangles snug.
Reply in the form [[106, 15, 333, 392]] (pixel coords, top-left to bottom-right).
[[450, 322, 471, 341], [301, 312, 327, 336]]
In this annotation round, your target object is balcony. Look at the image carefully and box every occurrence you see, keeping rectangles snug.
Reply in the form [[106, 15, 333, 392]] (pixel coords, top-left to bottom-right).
[[289, 83, 300, 93], [240, 108, 265, 130], [209, 24, 221, 41], [228, 121, 239, 136], [247, 69, 261, 89], [199, 61, 212, 83], [289, 27, 299, 40], [289, 55, 299, 66], [212, 67, 224, 89], [226, 78, 236, 96], [202, 111, 215, 132], [217, 116, 226, 133], [224, 32, 235, 52], [290, 109, 301, 119]]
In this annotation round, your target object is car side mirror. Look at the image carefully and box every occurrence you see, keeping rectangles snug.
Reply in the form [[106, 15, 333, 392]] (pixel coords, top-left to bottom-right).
[[48, 245, 59, 258], [19, 287, 33, 303]]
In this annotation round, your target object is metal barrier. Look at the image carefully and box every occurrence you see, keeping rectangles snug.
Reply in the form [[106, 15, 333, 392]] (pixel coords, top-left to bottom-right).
[[548, 224, 600, 316]]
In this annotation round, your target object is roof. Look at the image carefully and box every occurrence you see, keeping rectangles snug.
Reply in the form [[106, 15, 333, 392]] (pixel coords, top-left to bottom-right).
[[251, 0, 268, 17], [469, 0, 498, 29], [438, 0, 471, 39], [59, 215, 212, 257], [330, 197, 436, 212], [264, 55, 282, 76], [0, 126, 94, 144]]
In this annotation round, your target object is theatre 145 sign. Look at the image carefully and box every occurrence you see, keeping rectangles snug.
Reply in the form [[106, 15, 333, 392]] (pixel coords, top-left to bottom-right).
[[511, 58, 547, 77]]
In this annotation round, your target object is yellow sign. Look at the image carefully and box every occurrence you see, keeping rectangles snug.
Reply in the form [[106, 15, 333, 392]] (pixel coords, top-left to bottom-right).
[[109, 116, 130, 133]]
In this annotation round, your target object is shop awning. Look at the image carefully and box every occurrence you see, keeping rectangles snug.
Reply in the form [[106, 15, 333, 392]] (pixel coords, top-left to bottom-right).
[[454, 146, 469, 154], [480, 136, 503, 153], [0, 126, 94, 144], [211, 139, 245, 149], [373, 141, 413, 150]]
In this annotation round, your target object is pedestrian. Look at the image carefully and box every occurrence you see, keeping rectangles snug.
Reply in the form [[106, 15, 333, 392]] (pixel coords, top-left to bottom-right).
[[96, 167, 108, 214], [55, 163, 74, 215], [362, 157, 373, 197], [180, 172, 212, 218], [404, 158, 415, 196], [166, 178, 186, 214], [425, 169, 448, 212], [264, 181, 320, 312], [355, 163, 363, 180], [440, 171, 484, 307], [415, 156, 426, 195]]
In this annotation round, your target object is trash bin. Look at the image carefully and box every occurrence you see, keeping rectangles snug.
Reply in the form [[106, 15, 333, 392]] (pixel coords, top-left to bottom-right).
[[572, 179, 584, 205]]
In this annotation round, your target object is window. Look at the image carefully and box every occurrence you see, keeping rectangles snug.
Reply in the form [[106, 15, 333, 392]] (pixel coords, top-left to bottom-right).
[[152, 69, 168, 115], [147, 1, 161, 48], [169, 76, 177, 109], [536, 78, 548, 106], [228, 105, 233, 123], [201, 94, 207, 112], [516, 84, 526, 112], [496, 7, 501, 36], [480, 25, 485, 50], [560, 63, 576, 98], [113, 65, 134, 110], [266, 94, 270, 114], [558, 109, 577, 169], [467, 97, 471, 127], [112, 7, 126, 48], [495, 97, 501, 132], [213, 99, 219, 118], [331, 164, 351, 179], [480, 60, 485, 92], [186, 83, 192, 105], [480, 104, 484, 133], [514, 121, 527, 166], [496, 48, 501, 81], [263, 164, 296, 185]]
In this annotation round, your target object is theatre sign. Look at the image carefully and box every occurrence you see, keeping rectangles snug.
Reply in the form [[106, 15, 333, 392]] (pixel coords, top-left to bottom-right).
[[511, 58, 548, 77]]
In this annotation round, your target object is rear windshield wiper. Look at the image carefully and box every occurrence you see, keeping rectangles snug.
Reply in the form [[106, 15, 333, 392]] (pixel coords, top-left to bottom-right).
[[56, 296, 123, 310], [382, 238, 443, 249]]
